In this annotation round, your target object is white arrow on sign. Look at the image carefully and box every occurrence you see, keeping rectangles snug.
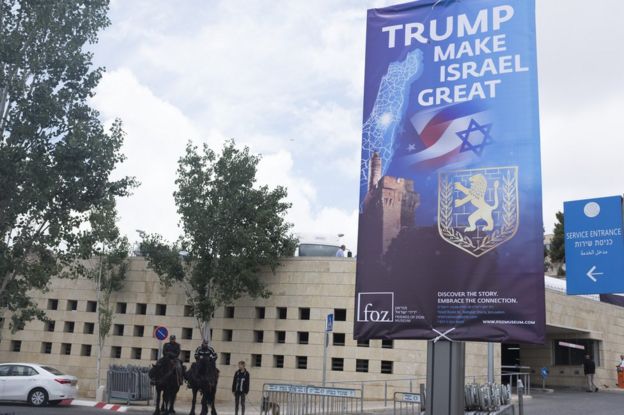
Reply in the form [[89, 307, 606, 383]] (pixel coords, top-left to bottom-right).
[[586, 265, 604, 282]]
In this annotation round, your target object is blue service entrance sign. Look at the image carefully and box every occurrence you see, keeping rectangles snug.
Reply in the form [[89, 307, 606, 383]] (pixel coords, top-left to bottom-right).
[[154, 326, 169, 341], [564, 196, 624, 294]]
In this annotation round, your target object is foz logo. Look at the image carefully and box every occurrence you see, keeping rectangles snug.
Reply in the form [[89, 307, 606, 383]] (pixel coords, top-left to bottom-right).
[[357, 292, 394, 322]]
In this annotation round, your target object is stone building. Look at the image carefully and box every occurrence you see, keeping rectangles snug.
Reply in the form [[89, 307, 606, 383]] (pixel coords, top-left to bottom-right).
[[0, 257, 623, 403]]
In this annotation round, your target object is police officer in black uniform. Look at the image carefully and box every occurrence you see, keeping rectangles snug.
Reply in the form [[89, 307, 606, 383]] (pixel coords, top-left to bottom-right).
[[194, 339, 217, 362], [162, 335, 183, 382]]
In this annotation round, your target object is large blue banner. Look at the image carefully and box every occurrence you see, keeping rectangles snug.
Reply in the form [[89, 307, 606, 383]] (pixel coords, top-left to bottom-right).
[[354, 0, 544, 343]]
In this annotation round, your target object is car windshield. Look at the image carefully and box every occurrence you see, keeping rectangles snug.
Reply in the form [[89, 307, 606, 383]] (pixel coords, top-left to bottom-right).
[[298, 244, 340, 257], [41, 366, 64, 375]]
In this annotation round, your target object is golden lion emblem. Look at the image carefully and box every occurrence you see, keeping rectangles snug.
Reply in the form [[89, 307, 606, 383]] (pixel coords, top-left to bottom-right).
[[453, 174, 499, 232], [438, 167, 518, 257]]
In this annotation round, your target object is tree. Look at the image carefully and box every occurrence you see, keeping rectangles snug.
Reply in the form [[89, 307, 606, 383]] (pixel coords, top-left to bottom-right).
[[0, 0, 135, 331], [141, 141, 297, 342], [549, 211, 565, 276]]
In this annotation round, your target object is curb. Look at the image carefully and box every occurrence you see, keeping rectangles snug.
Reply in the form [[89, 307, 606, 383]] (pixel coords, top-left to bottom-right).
[[61, 399, 128, 412]]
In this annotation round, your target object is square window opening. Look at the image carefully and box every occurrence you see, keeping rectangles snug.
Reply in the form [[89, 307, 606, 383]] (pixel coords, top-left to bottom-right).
[[356, 359, 369, 373], [252, 354, 262, 367], [333, 333, 345, 346], [298, 332, 309, 345], [334, 308, 347, 321], [182, 327, 193, 340], [131, 347, 142, 360], [41, 342, 52, 354], [296, 356, 307, 369], [61, 343, 72, 355], [136, 303, 147, 315], [299, 308, 310, 320], [81, 344, 92, 357], [155, 304, 167, 316], [331, 358, 344, 371]]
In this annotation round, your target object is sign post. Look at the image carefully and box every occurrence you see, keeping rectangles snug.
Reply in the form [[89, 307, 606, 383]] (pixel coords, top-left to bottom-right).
[[564, 196, 624, 294], [153, 326, 169, 360], [322, 314, 333, 387], [540, 367, 549, 389]]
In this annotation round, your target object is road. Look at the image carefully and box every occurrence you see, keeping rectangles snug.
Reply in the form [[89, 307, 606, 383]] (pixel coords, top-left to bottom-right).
[[0, 403, 113, 414]]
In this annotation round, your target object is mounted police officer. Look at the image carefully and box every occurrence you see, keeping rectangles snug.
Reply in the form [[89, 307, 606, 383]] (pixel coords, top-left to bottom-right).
[[162, 334, 183, 383], [194, 339, 217, 362]]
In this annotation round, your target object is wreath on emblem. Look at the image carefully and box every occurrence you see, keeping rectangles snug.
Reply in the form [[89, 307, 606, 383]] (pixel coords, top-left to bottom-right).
[[440, 170, 517, 255]]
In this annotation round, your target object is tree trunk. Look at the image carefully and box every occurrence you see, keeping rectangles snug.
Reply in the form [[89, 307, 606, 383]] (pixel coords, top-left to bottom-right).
[[201, 320, 212, 344]]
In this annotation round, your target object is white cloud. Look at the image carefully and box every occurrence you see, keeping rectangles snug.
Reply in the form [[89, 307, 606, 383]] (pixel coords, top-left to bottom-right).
[[92, 68, 199, 242], [93, 68, 359, 249], [257, 151, 359, 251], [541, 94, 624, 232]]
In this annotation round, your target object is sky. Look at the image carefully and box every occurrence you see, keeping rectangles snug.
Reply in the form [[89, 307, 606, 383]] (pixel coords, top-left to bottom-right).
[[90, 0, 624, 251]]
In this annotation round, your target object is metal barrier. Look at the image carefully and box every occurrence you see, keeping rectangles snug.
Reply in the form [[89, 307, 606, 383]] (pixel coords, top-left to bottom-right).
[[393, 392, 422, 415], [329, 377, 422, 404], [107, 365, 153, 404], [501, 366, 532, 396], [261, 383, 362, 414]]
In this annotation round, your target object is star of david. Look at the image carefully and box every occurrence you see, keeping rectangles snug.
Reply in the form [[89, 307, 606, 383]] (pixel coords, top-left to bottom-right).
[[456, 119, 494, 156]]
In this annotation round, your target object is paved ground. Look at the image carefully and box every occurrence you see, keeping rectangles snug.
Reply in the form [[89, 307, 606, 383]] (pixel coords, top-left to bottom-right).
[[521, 389, 624, 415], [0, 403, 113, 414], [2, 390, 616, 415]]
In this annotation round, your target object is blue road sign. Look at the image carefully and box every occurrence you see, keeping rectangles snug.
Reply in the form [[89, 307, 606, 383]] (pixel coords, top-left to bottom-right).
[[154, 326, 169, 341], [540, 367, 549, 379], [325, 314, 334, 332], [564, 196, 624, 294]]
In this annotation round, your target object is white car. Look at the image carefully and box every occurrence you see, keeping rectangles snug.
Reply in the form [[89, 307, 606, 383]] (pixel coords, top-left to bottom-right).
[[0, 363, 78, 406]]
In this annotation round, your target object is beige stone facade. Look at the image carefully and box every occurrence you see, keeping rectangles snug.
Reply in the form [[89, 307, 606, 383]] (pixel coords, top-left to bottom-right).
[[0, 257, 622, 403]]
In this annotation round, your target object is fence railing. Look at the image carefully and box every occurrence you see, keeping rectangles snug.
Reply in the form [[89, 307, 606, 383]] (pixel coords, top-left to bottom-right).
[[261, 383, 362, 414], [393, 392, 422, 415], [106, 365, 153, 404], [329, 377, 424, 406]]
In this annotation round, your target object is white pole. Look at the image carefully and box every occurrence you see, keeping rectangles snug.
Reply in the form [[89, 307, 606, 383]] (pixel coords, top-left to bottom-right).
[[322, 332, 328, 387], [95, 243, 104, 390]]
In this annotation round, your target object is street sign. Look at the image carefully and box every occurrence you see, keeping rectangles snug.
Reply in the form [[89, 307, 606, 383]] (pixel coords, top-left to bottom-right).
[[325, 314, 334, 332], [564, 196, 624, 294], [540, 367, 549, 379], [153, 326, 169, 341]]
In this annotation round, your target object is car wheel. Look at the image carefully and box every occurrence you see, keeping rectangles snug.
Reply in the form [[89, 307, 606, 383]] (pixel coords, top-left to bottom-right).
[[28, 388, 49, 406]]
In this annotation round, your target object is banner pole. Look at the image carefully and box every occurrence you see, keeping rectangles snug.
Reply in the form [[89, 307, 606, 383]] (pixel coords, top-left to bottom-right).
[[426, 340, 465, 415], [487, 342, 495, 383]]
